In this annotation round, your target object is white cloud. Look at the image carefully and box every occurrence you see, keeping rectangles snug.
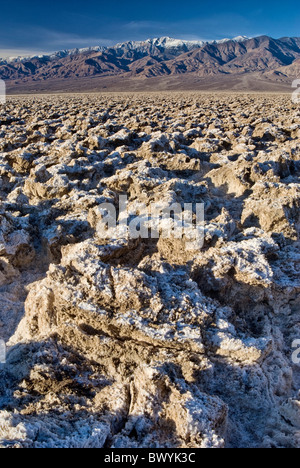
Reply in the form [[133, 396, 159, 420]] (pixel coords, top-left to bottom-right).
[[36, 28, 115, 47], [0, 49, 46, 59], [0, 27, 116, 58]]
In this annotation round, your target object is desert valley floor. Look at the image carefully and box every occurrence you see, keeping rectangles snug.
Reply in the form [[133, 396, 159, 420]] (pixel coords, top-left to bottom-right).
[[0, 92, 299, 448]]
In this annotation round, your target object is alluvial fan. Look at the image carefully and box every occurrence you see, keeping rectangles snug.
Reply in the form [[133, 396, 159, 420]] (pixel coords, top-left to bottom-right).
[[0, 92, 299, 448]]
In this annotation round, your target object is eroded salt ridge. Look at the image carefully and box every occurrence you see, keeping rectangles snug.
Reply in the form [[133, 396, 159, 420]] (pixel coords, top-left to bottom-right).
[[0, 93, 299, 448]]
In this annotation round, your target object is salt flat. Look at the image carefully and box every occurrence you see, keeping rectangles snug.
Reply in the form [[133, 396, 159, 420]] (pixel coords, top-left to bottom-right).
[[0, 93, 299, 448]]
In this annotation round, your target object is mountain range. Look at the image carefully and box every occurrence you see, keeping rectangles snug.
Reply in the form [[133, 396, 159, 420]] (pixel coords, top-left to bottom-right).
[[2, 35, 300, 93]]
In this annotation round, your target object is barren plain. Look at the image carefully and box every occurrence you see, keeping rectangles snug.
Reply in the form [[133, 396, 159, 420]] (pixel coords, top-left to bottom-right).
[[0, 92, 299, 448]]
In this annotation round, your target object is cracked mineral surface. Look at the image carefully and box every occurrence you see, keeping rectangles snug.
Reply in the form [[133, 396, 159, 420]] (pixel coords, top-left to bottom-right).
[[0, 92, 299, 448]]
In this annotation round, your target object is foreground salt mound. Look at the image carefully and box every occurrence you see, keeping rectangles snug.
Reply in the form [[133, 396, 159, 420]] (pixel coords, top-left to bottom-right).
[[0, 93, 299, 448]]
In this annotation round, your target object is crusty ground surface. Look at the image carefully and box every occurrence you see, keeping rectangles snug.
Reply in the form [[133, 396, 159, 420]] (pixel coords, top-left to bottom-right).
[[0, 93, 299, 448]]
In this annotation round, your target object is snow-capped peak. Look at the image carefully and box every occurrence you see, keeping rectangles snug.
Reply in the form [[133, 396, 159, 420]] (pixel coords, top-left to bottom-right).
[[232, 35, 249, 42], [0, 46, 106, 64], [148, 37, 207, 49], [114, 35, 250, 52]]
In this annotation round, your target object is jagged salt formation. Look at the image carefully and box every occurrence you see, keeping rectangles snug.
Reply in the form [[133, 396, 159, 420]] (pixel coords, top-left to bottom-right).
[[0, 93, 299, 448]]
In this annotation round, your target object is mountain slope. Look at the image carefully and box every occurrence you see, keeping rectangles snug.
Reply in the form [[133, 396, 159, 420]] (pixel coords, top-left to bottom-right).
[[1, 36, 299, 91]]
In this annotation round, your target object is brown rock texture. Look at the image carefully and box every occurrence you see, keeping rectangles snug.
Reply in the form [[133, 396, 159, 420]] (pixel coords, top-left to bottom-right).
[[0, 92, 299, 448]]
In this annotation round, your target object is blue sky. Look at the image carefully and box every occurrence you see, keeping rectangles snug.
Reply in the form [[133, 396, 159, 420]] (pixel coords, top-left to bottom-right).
[[0, 0, 299, 57]]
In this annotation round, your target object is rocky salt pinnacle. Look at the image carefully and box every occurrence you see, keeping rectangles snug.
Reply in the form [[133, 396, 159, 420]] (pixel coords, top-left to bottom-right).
[[0, 340, 5, 364]]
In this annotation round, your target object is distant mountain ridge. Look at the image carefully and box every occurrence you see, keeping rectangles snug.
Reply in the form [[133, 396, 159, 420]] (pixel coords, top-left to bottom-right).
[[1, 35, 300, 91], [0, 36, 250, 64]]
